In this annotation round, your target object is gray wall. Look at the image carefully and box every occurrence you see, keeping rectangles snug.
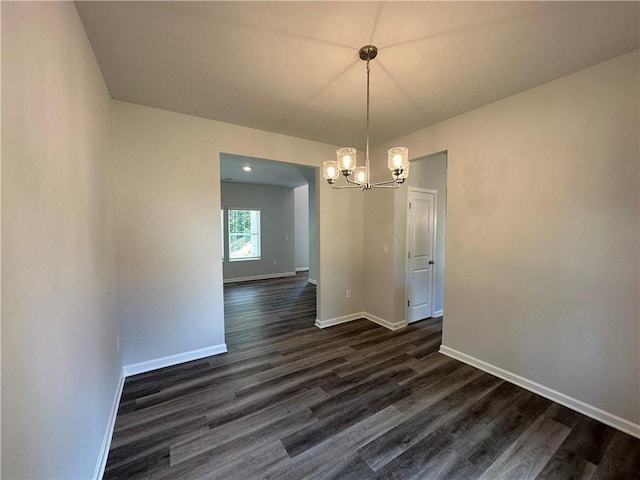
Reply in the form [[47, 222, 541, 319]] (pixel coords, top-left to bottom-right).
[[407, 152, 447, 315], [294, 184, 310, 271], [113, 99, 364, 367], [2, 2, 121, 478], [222, 181, 295, 280], [367, 51, 640, 426]]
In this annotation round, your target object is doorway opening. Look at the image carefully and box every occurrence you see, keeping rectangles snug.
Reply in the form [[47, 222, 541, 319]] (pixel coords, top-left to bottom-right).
[[405, 152, 447, 324], [219, 153, 318, 348]]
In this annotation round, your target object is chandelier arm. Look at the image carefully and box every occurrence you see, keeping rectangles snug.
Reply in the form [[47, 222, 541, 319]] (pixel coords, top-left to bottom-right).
[[370, 178, 402, 187], [369, 183, 402, 189], [329, 184, 361, 189], [343, 175, 362, 186]]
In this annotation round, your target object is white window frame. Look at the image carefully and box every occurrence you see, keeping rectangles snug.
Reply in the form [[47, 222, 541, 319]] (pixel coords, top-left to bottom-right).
[[228, 208, 261, 261]]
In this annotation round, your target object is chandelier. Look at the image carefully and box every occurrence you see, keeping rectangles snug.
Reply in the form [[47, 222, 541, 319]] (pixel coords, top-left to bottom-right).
[[323, 45, 409, 190]]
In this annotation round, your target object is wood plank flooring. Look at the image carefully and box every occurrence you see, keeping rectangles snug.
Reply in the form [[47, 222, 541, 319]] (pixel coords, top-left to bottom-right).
[[104, 273, 640, 479]]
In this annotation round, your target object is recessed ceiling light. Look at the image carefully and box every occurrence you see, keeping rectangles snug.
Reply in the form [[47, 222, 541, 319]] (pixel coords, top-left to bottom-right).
[[242, 165, 252, 172]]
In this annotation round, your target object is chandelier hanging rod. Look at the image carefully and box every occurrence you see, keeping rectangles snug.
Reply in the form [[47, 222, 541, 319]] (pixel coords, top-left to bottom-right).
[[323, 45, 409, 190]]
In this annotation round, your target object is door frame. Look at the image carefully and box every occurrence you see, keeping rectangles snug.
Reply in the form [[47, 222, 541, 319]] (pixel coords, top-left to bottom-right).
[[405, 187, 438, 323]]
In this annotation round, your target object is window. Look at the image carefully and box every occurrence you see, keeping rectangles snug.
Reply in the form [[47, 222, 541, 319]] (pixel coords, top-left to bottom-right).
[[228, 209, 261, 260]]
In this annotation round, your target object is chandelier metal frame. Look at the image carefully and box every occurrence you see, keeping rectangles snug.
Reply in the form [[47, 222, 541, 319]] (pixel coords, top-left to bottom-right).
[[323, 45, 409, 190]]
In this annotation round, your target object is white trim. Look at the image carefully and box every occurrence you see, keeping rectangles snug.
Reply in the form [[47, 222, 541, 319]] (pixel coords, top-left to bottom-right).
[[223, 272, 296, 284], [307, 278, 317, 285], [364, 312, 407, 331], [439, 345, 640, 439], [434, 309, 444, 317], [228, 257, 261, 263], [93, 369, 125, 480], [315, 311, 408, 331], [405, 188, 438, 323], [315, 312, 364, 329], [123, 343, 228, 377], [295, 267, 309, 272]]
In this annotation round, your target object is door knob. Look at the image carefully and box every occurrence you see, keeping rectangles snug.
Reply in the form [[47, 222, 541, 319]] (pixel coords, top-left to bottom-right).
[[428, 260, 435, 265]]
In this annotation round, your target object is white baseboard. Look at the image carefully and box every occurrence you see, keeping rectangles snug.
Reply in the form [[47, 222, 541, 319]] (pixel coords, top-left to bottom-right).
[[295, 267, 309, 272], [433, 309, 444, 317], [315, 311, 407, 331], [223, 272, 296, 284], [93, 369, 125, 480], [439, 345, 640, 439], [364, 312, 407, 331], [307, 278, 317, 285], [123, 343, 228, 377], [315, 312, 364, 328]]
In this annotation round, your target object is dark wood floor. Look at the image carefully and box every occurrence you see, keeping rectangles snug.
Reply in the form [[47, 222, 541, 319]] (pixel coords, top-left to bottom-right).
[[104, 273, 640, 479]]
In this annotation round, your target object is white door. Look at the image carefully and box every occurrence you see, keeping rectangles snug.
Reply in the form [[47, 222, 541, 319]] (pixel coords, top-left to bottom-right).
[[406, 189, 436, 323]]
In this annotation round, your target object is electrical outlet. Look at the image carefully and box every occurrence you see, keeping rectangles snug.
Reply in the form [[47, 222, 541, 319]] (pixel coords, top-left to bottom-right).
[[383, 243, 389, 253], [346, 289, 351, 299], [273, 260, 277, 265], [116, 335, 120, 352]]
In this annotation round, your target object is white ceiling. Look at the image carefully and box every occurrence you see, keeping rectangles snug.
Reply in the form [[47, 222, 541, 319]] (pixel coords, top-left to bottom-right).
[[75, 1, 639, 150]]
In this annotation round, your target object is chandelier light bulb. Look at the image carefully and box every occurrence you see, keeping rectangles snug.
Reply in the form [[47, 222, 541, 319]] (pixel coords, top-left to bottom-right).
[[388, 147, 409, 174], [337, 147, 357, 174], [354, 166, 367, 185], [323, 160, 340, 184]]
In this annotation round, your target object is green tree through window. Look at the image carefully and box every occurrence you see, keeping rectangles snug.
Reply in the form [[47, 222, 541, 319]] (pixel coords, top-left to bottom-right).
[[228, 209, 261, 260]]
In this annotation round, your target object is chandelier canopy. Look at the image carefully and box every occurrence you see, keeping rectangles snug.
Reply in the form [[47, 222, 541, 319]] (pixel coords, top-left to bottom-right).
[[323, 45, 409, 190]]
